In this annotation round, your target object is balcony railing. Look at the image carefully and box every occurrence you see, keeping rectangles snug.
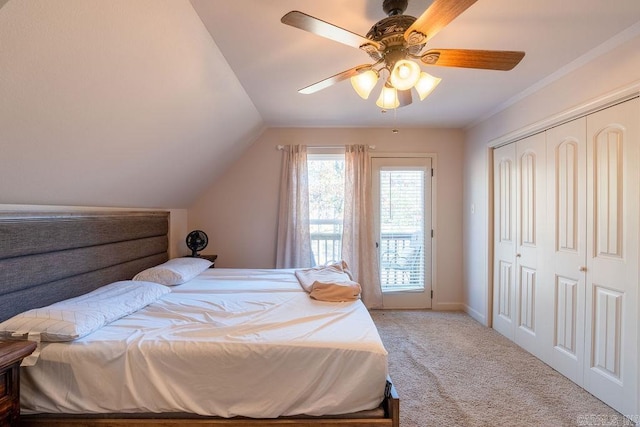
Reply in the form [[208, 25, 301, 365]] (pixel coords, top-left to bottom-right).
[[309, 219, 342, 266], [379, 232, 424, 289], [310, 220, 423, 289]]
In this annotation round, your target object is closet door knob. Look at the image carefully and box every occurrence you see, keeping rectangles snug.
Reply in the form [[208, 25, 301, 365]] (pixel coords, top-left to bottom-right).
[[516, 253, 522, 258], [579, 266, 587, 272]]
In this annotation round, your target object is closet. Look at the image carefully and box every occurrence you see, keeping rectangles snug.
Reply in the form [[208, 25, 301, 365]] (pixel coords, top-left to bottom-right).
[[492, 97, 639, 416]]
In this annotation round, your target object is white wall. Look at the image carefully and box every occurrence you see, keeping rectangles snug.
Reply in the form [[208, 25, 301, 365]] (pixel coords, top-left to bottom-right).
[[0, 0, 263, 209], [189, 127, 465, 309], [463, 31, 640, 325]]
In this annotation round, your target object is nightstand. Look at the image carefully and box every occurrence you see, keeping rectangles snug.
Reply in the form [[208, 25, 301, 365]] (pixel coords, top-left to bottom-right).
[[0, 341, 37, 426], [199, 254, 217, 268], [186, 254, 217, 268]]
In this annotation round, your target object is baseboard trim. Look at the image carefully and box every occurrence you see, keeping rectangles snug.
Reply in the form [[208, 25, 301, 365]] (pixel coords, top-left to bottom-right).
[[463, 304, 488, 326], [432, 302, 464, 311]]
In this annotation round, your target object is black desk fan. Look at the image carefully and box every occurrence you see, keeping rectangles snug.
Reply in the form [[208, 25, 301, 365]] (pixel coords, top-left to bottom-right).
[[186, 230, 208, 257]]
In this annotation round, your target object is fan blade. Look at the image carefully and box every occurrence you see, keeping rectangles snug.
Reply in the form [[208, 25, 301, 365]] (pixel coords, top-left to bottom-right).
[[421, 49, 525, 71], [398, 89, 412, 107], [299, 64, 372, 94], [404, 0, 477, 45], [282, 11, 381, 51]]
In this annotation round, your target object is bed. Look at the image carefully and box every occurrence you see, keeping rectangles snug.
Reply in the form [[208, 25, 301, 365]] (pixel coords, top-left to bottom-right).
[[0, 211, 399, 426]]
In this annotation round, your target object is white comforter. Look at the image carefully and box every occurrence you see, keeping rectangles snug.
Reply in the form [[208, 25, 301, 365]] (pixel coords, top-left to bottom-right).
[[21, 269, 388, 418]]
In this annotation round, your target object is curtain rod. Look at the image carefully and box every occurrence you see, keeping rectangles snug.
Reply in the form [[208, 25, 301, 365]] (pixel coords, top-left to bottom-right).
[[276, 145, 376, 150]]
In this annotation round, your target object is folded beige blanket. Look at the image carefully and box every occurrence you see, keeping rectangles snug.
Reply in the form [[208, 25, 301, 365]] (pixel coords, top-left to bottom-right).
[[309, 281, 362, 302], [294, 261, 361, 302]]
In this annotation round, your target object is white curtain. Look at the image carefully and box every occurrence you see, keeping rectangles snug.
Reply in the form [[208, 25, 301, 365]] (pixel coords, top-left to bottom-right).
[[342, 145, 383, 309], [276, 145, 313, 268]]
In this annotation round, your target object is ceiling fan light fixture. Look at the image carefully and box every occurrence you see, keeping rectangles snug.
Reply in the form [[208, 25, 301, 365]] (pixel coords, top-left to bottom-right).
[[376, 84, 399, 109], [389, 59, 421, 91], [350, 69, 379, 99], [281, 0, 524, 111], [414, 71, 442, 100]]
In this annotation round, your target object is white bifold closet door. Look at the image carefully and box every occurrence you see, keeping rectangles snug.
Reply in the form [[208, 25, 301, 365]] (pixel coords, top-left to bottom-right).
[[545, 116, 588, 386], [493, 132, 550, 362], [492, 142, 517, 340], [493, 97, 639, 416], [583, 100, 638, 415]]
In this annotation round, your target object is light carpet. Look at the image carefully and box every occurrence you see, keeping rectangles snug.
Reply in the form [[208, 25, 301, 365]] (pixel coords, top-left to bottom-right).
[[370, 310, 629, 427]]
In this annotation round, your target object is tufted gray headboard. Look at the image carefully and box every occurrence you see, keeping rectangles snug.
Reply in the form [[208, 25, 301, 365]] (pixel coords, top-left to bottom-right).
[[0, 211, 169, 322]]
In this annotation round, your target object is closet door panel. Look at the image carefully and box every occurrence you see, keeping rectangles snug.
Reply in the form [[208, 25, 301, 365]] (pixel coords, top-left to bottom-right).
[[584, 98, 639, 415], [493, 143, 517, 339], [514, 133, 549, 361], [492, 97, 639, 414], [546, 117, 587, 385]]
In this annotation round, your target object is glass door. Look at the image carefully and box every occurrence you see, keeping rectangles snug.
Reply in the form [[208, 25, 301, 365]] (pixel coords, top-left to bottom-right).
[[372, 156, 433, 308]]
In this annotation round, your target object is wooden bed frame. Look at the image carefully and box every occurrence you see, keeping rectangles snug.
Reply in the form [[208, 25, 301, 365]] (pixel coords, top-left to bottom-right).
[[0, 211, 400, 427]]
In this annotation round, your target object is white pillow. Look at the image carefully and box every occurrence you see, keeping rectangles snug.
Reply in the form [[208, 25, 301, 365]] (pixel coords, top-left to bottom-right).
[[0, 280, 170, 342], [132, 257, 212, 286]]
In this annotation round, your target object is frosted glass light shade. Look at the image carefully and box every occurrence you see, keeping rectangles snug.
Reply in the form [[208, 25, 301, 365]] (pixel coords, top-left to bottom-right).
[[390, 59, 421, 91], [376, 85, 399, 109], [414, 72, 442, 100], [350, 69, 379, 99]]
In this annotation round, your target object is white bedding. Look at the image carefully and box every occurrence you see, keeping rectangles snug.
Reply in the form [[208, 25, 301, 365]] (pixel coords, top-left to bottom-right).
[[20, 268, 388, 418]]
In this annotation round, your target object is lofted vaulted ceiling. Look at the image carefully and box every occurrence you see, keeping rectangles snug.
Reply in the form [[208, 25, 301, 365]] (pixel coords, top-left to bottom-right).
[[1, 0, 639, 209], [0, 0, 262, 208]]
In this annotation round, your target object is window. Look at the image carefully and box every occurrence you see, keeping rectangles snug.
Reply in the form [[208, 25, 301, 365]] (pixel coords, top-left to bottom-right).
[[379, 168, 425, 290], [307, 153, 345, 266]]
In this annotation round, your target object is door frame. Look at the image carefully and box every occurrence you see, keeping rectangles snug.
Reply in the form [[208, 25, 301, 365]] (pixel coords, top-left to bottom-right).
[[371, 153, 436, 309]]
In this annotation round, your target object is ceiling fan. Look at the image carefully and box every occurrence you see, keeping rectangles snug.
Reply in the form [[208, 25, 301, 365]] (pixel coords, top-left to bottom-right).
[[281, 0, 525, 109]]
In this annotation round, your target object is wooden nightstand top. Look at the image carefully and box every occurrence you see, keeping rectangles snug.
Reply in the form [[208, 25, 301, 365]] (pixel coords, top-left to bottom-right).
[[199, 254, 217, 263], [0, 341, 37, 368], [185, 254, 217, 267]]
